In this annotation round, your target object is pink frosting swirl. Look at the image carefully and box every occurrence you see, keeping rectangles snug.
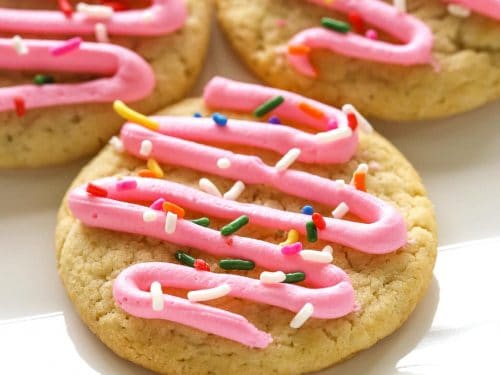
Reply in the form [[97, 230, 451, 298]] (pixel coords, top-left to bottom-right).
[[444, 0, 500, 20]]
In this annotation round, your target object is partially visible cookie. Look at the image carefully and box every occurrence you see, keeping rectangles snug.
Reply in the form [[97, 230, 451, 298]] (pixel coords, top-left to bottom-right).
[[0, 0, 212, 168], [56, 78, 437, 374], [216, 0, 500, 121]]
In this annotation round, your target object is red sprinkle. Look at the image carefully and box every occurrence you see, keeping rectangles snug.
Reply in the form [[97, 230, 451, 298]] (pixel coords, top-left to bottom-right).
[[347, 112, 358, 131], [194, 259, 210, 272], [100, 1, 130, 11], [13, 96, 26, 117], [225, 237, 233, 246], [86, 183, 108, 197], [312, 212, 326, 230], [348, 12, 365, 34], [58, 0, 73, 18]]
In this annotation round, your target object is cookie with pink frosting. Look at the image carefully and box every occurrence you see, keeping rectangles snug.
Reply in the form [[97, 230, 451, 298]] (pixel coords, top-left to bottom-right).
[[0, 0, 212, 168], [216, 0, 500, 121], [55, 77, 437, 374]]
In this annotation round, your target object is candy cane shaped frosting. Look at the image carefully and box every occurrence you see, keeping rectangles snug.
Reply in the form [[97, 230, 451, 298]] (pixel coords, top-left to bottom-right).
[[444, 0, 500, 20], [287, 0, 434, 77], [68, 77, 407, 348]]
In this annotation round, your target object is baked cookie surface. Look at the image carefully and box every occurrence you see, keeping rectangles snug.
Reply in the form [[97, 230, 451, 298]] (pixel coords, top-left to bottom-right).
[[0, 0, 212, 168], [56, 82, 437, 374], [216, 0, 500, 121]]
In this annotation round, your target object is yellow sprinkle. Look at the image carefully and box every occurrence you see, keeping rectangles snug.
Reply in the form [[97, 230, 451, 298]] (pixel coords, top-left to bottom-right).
[[280, 229, 299, 246], [113, 100, 159, 131], [147, 158, 164, 178]]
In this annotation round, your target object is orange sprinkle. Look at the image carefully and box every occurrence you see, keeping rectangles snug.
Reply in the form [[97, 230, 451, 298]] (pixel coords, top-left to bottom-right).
[[162, 201, 185, 219], [298, 102, 325, 119], [288, 44, 311, 55], [138, 169, 158, 178], [353, 172, 366, 192]]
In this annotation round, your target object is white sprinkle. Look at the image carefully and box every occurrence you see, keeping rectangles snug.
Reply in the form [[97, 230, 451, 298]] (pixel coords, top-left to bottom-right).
[[164, 211, 177, 234], [139, 140, 153, 157], [342, 104, 373, 133], [94, 23, 109, 43], [150, 281, 164, 311], [217, 157, 231, 169], [332, 202, 349, 219], [447, 4, 471, 18], [109, 136, 124, 152], [199, 178, 222, 197], [142, 9, 154, 22], [223, 181, 246, 201], [315, 127, 352, 143], [143, 209, 158, 222], [322, 245, 333, 255], [275, 148, 301, 171], [300, 249, 333, 264], [334, 179, 346, 189], [368, 161, 381, 171], [77, 3, 114, 19], [12, 35, 28, 55], [393, 0, 406, 12], [260, 271, 286, 284], [187, 284, 231, 302], [290, 302, 314, 329]]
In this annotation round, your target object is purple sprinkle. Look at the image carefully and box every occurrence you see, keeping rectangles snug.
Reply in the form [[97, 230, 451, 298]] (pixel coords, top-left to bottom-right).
[[268, 116, 281, 125], [365, 29, 378, 40], [150, 198, 165, 211], [116, 179, 138, 191], [281, 242, 303, 255], [327, 118, 338, 130]]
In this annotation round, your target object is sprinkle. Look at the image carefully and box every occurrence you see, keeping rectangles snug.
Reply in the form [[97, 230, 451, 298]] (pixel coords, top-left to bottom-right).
[[175, 251, 195, 267], [217, 157, 231, 169], [33, 74, 55, 85], [342, 104, 373, 133], [315, 127, 352, 143], [301, 205, 314, 215], [212, 113, 228, 126], [260, 271, 286, 284], [150, 281, 164, 311], [164, 212, 177, 234], [188, 284, 231, 302], [334, 179, 346, 189], [306, 221, 318, 242], [116, 179, 137, 191], [102, 1, 129, 11], [300, 249, 333, 264], [321, 17, 351, 33], [138, 169, 157, 180], [284, 272, 306, 284], [76, 3, 114, 19], [298, 102, 325, 119], [281, 242, 303, 255], [191, 217, 210, 227], [290, 303, 314, 329], [280, 229, 299, 246], [139, 140, 153, 157], [327, 118, 338, 130], [221, 215, 249, 236], [288, 44, 311, 55], [13, 96, 25, 117], [50, 37, 82, 56], [347, 112, 358, 131], [447, 4, 471, 18], [86, 183, 107, 197], [11, 35, 28, 55], [322, 245, 334, 255], [368, 161, 381, 171], [352, 163, 368, 192], [142, 9, 154, 22], [393, 0, 406, 12], [312, 213, 326, 230], [150, 198, 165, 211], [193, 112, 202, 118], [223, 181, 246, 201], [113, 100, 159, 131], [199, 178, 222, 197], [219, 259, 255, 270], [365, 29, 378, 40], [58, 0, 73, 18], [163, 201, 185, 219], [268, 116, 281, 124], [254, 96, 285, 117], [332, 202, 349, 219], [348, 12, 365, 33], [142, 209, 157, 222], [194, 259, 210, 271], [147, 159, 164, 178], [95, 23, 109, 43], [109, 136, 124, 152], [275, 148, 301, 171]]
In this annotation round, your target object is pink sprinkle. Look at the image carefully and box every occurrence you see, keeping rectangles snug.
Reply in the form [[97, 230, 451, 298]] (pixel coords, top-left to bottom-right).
[[281, 242, 303, 255], [327, 118, 338, 130], [116, 179, 137, 191], [365, 29, 378, 40], [150, 198, 165, 211], [276, 19, 287, 27], [50, 37, 82, 56]]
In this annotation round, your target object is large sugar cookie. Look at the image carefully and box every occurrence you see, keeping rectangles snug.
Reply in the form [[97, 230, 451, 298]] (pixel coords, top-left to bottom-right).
[[216, 0, 500, 121], [0, 0, 212, 167], [56, 78, 437, 374]]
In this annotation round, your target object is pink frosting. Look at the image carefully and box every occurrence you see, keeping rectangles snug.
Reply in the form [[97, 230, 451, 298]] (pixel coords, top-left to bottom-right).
[[287, 0, 434, 77], [0, 39, 154, 111], [0, 0, 187, 35], [444, 0, 500, 20]]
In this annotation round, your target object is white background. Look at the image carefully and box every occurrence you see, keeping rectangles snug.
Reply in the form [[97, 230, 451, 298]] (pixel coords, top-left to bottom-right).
[[1, 17, 499, 375]]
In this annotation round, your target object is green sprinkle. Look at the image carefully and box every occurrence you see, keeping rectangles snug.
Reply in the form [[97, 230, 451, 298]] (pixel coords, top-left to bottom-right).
[[284, 272, 306, 283], [321, 17, 351, 33], [306, 221, 318, 242], [175, 251, 195, 267], [33, 74, 55, 85], [191, 217, 210, 227], [220, 215, 249, 236], [254, 96, 285, 117], [219, 259, 255, 270]]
